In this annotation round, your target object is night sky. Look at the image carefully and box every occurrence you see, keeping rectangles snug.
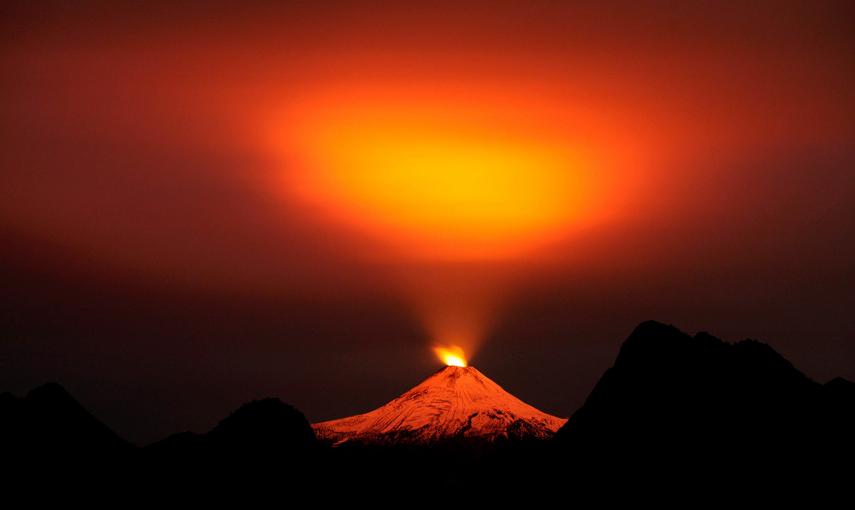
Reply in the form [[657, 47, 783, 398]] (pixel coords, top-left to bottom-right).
[[2, 1, 854, 444]]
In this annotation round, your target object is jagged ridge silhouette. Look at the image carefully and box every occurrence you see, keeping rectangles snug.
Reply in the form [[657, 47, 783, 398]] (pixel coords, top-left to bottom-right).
[[3, 321, 853, 498]]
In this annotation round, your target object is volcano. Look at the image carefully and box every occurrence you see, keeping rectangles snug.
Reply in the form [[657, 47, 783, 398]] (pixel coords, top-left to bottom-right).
[[313, 365, 567, 445]]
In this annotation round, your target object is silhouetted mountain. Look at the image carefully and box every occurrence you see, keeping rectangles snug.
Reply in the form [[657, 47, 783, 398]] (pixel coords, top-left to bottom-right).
[[141, 398, 319, 495], [553, 320, 855, 485], [146, 398, 317, 462], [210, 398, 317, 450], [4, 321, 853, 498], [2, 382, 318, 493], [0, 382, 132, 462]]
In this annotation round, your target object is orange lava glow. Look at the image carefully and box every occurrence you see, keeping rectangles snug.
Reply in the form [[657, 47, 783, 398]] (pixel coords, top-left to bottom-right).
[[271, 87, 610, 261], [433, 345, 468, 367]]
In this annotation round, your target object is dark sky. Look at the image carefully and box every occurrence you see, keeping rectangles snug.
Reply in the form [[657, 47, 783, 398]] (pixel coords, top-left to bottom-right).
[[2, 1, 854, 444]]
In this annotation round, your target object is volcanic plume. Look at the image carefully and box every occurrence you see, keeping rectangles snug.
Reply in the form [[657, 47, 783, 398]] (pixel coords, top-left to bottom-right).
[[313, 355, 566, 445]]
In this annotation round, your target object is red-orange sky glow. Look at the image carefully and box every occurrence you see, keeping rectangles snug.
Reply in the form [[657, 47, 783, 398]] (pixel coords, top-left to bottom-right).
[[1, 1, 854, 443], [265, 78, 634, 354], [270, 88, 606, 261]]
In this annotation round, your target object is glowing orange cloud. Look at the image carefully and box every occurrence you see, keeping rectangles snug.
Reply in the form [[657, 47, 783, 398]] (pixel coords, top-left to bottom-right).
[[259, 72, 649, 363], [264, 83, 626, 354], [270, 86, 612, 262]]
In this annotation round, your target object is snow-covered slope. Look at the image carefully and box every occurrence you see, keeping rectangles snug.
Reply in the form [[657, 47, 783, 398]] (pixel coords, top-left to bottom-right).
[[314, 366, 567, 445]]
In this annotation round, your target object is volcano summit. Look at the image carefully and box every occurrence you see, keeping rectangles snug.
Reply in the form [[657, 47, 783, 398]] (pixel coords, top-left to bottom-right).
[[313, 365, 567, 445]]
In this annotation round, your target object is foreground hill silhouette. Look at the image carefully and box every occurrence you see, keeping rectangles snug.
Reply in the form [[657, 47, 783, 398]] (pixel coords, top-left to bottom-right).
[[141, 398, 319, 491], [551, 321, 855, 489], [3, 320, 853, 496], [147, 398, 317, 459], [0, 382, 132, 462]]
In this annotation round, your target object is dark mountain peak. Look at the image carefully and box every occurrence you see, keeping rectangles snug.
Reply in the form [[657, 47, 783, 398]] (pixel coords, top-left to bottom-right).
[[615, 320, 730, 370], [24, 382, 119, 426], [207, 398, 316, 453], [625, 320, 687, 344], [615, 321, 684, 366], [27, 381, 68, 396], [2, 382, 131, 459], [824, 377, 855, 404], [211, 398, 309, 435], [143, 398, 317, 465], [826, 376, 855, 390], [614, 321, 816, 383], [554, 321, 852, 470], [26, 381, 78, 406], [616, 322, 805, 381]]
